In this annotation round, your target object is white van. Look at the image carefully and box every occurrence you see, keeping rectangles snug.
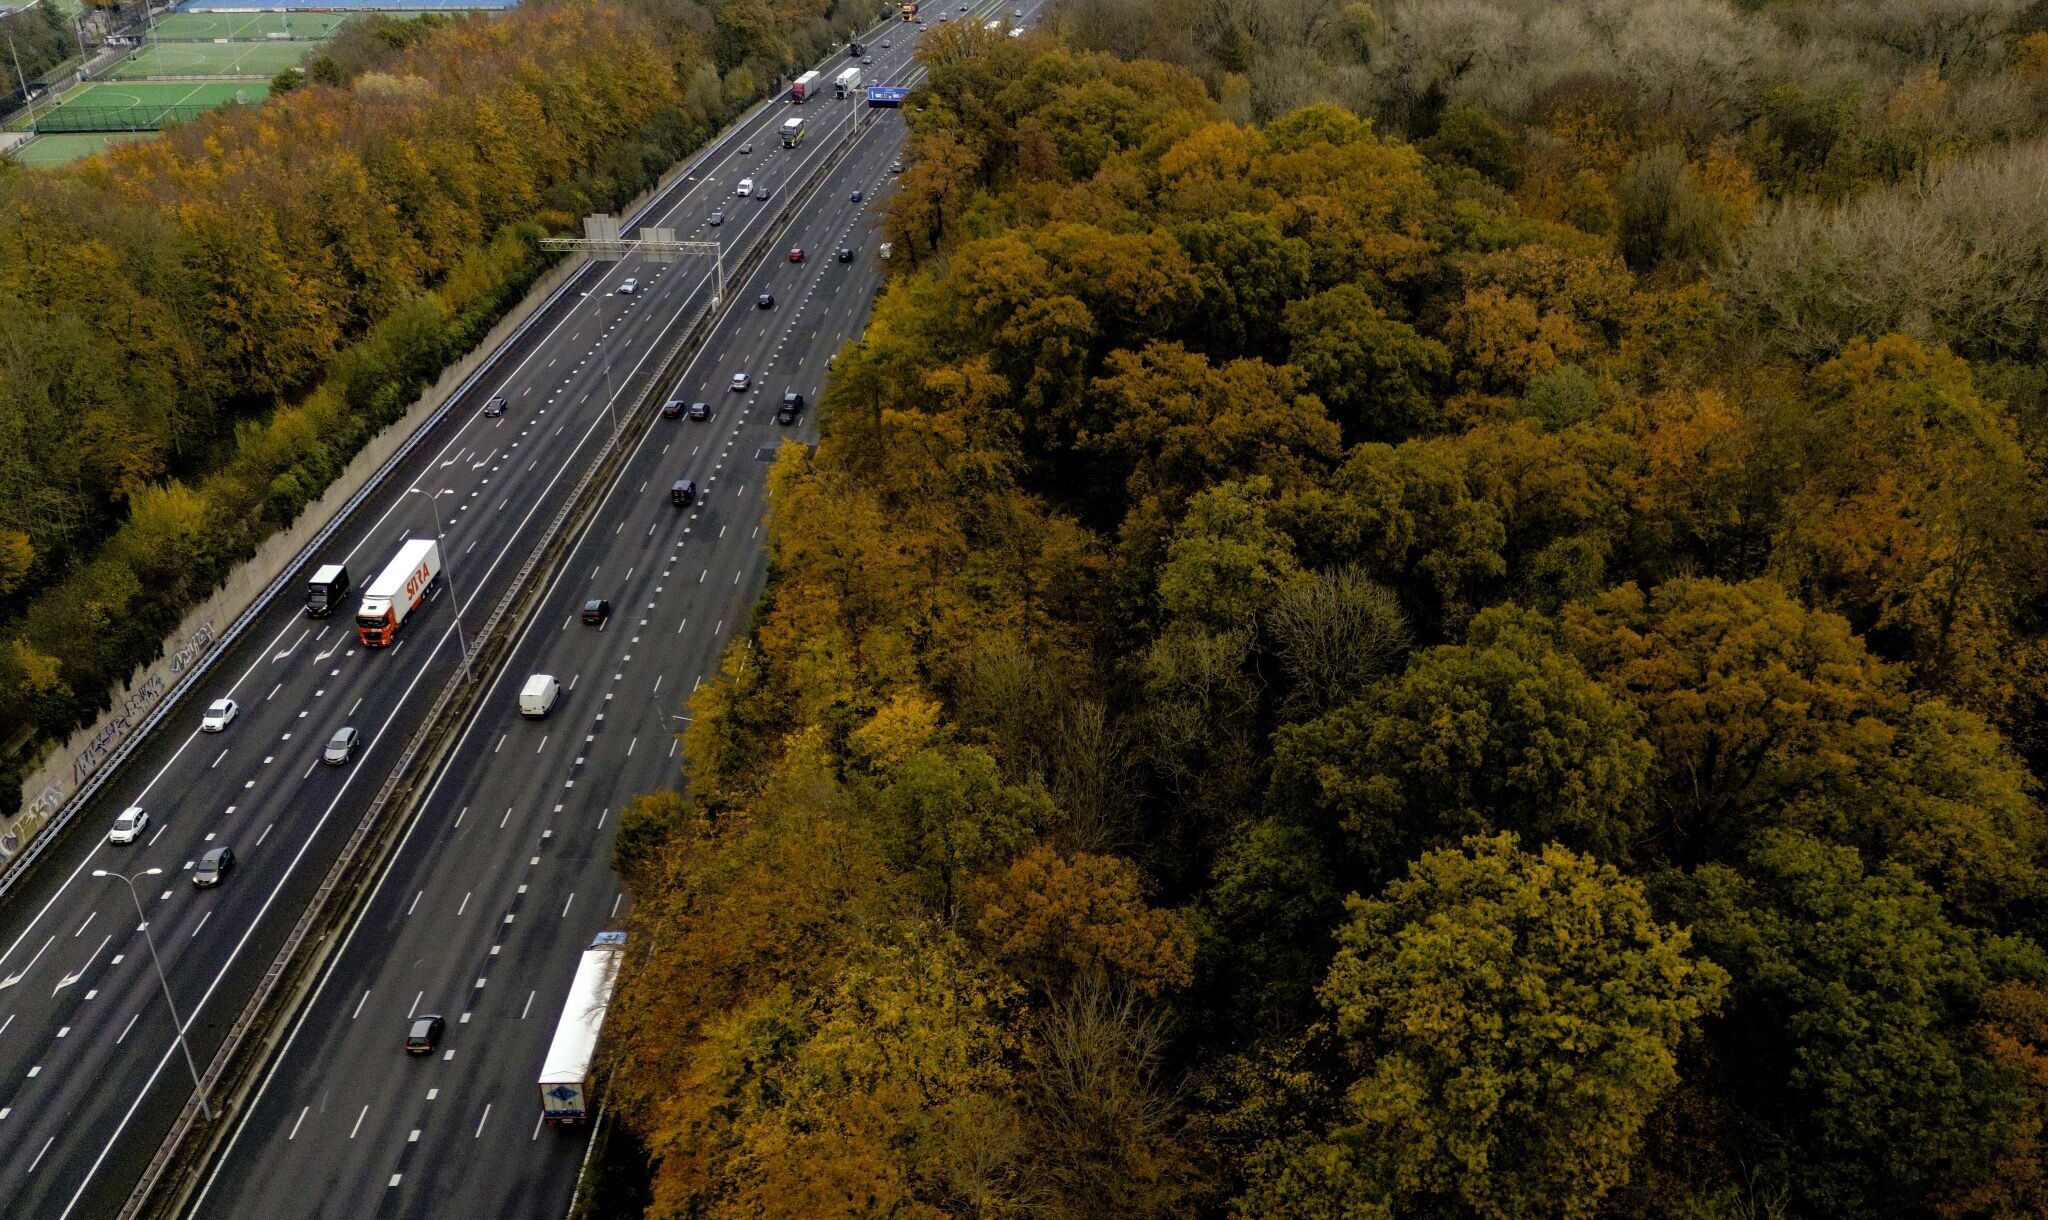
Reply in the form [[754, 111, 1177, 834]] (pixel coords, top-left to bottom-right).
[[879, 241, 893, 260], [519, 674, 561, 718], [736, 177, 754, 197]]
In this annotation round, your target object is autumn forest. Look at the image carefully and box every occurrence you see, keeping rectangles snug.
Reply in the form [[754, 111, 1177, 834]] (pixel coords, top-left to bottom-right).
[[6, 0, 2048, 1217], [609, 7, 2048, 1220]]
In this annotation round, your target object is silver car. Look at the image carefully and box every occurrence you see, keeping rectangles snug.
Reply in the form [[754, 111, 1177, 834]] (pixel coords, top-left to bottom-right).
[[324, 726, 359, 766]]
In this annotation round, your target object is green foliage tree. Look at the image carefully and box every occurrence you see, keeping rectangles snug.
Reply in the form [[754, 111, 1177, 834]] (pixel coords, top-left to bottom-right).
[[1270, 605, 1656, 878], [1667, 829, 2047, 1220], [867, 745, 1054, 919], [1282, 283, 1450, 441], [1157, 477, 1305, 634], [1239, 833, 1725, 1220]]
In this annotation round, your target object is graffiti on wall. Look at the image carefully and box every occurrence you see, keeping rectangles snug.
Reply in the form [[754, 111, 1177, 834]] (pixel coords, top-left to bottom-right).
[[65, 619, 217, 792], [0, 785, 65, 862]]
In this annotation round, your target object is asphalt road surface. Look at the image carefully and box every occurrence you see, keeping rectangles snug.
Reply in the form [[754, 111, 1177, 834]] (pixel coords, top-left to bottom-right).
[[0, 7, 1033, 1215]]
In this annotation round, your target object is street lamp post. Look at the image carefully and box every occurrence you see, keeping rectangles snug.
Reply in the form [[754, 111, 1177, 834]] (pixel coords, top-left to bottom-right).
[[406, 487, 470, 681], [93, 868, 211, 1120], [599, 294, 621, 434]]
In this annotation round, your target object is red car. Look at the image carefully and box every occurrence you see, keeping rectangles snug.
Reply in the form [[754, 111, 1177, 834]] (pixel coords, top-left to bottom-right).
[[789, 247, 805, 263]]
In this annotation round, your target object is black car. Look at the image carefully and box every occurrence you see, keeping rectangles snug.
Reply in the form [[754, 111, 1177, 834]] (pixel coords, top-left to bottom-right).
[[777, 390, 804, 425], [405, 1014, 445, 1055], [837, 247, 854, 263], [582, 598, 611, 624], [662, 397, 687, 418], [852, 189, 863, 203], [756, 185, 772, 202], [756, 292, 775, 309], [708, 211, 725, 227], [688, 400, 711, 420], [193, 846, 235, 888], [483, 395, 508, 418]]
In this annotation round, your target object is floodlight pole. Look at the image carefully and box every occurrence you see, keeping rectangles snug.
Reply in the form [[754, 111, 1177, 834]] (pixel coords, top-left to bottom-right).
[[94, 868, 211, 1120], [406, 487, 470, 681], [7, 36, 38, 130]]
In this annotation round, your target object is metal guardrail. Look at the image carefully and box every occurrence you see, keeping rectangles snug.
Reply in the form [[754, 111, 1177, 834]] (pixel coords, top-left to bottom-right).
[[0, 80, 796, 915], [124, 86, 889, 1220]]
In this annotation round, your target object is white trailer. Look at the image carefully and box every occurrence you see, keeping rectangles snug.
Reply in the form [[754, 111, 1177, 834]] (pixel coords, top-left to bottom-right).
[[354, 538, 441, 647], [538, 931, 627, 1123], [835, 66, 862, 98]]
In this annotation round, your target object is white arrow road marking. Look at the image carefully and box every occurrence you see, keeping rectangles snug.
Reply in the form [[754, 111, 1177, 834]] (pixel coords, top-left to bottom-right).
[[0, 936, 55, 990], [52, 934, 111, 996]]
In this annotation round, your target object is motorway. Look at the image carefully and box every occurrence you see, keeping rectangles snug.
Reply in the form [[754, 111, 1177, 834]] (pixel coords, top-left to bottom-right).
[[0, 9, 1032, 1216]]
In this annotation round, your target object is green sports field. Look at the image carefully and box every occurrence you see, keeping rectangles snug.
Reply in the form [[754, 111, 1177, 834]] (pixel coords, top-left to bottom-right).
[[9, 131, 152, 166], [30, 80, 270, 131], [108, 39, 315, 78], [148, 10, 354, 40]]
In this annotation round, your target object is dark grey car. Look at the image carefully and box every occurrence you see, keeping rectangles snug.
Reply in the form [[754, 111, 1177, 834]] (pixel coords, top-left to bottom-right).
[[193, 846, 235, 888]]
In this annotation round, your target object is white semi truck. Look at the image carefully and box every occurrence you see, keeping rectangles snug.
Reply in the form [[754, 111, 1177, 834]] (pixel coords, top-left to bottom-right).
[[354, 538, 441, 647], [835, 66, 862, 98], [538, 931, 628, 1123]]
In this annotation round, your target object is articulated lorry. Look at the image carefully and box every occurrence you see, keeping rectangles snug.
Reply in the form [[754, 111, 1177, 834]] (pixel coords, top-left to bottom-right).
[[835, 66, 862, 98], [791, 70, 822, 103], [538, 931, 627, 1123], [901, 1, 918, 17], [355, 538, 441, 647]]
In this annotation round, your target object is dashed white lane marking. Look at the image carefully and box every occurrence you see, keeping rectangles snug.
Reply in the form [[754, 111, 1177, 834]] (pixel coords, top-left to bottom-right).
[[350, 1105, 369, 1139], [289, 1107, 309, 1140]]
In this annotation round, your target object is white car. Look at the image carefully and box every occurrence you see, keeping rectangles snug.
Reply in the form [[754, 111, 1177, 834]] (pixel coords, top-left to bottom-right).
[[736, 178, 754, 197], [109, 806, 148, 844], [731, 372, 752, 392], [617, 277, 639, 295], [201, 698, 237, 732]]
